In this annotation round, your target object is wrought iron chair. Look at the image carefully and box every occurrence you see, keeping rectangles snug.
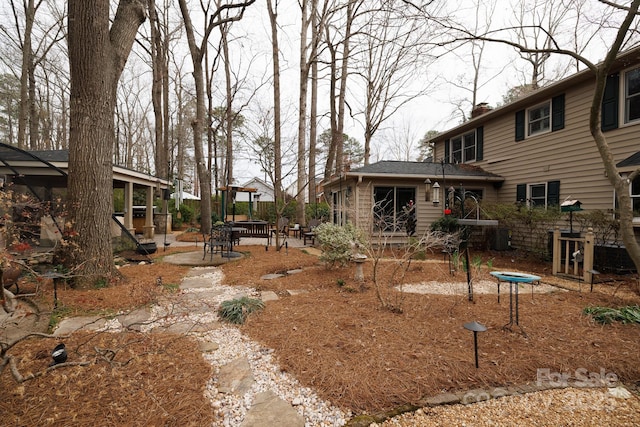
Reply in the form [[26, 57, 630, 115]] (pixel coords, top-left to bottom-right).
[[203, 224, 232, 261]]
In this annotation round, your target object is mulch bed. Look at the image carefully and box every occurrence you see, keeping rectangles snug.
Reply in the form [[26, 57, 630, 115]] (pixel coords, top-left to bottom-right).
[[225, 246, 640, 413], [1, 243, 639, 423]]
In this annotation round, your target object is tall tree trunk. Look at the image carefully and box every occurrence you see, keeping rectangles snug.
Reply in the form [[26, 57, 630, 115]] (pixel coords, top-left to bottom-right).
[[296, 0, 310, 226], [16, 0, 36, 149], [222, 26, 234, 188], [267, 0, 283, 249], [148, 0, 167, 179], [308, 5, 318, 212], [177, 0, 254, 233], [67, 0, 146, 286]]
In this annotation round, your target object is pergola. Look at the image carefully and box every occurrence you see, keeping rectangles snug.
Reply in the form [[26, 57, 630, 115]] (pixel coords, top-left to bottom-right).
[[218, 185, 258, 221], [0, 143, 170, 243]]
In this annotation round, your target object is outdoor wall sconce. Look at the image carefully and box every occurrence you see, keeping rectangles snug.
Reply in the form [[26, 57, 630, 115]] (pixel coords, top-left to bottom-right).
[[432, 181, 440, 206], [424, 179, 432, 202]]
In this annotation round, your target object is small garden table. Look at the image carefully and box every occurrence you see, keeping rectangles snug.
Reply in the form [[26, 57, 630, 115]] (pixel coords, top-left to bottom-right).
[[490, 271, 541, 336]]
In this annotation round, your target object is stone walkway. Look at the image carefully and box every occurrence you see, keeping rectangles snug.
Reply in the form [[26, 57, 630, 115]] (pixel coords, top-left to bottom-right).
[[51, 265, 312, 427]]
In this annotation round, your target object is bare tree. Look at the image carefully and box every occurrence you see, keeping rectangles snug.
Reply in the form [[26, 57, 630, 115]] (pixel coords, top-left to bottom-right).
[[266, 0, 286, 249], [353, 2, 438, 164], [296, 0, 329, 226], [324, 0, 362, 179], [177, 0, 255, 234], [5, 0, 65, 149], [511, 0, 572, 88], [441, 0, 504, 122]]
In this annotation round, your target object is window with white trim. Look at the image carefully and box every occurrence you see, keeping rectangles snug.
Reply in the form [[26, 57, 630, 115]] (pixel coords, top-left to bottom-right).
[[632, 175, 640, 219], [450, 131, 476, 163], [624, 67, 640, 124], [516, 181, 560, 209], [527, 101, 550, 136], [529, 183, 547, 207]]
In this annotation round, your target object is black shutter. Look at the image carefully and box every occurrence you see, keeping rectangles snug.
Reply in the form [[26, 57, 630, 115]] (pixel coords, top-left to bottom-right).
[[476, 126, 483, 161], [516, 184, 526, 203], [551, 94, 565, 131], [547, 180, 560, 207], [515, 110, 525, 141], [601, 73, 619, 131], [444, 138, 450, 163]]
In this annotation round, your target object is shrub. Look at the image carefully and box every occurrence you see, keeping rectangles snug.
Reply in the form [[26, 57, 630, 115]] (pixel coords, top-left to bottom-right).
[[306, 202, 330, 222], [583, 305, 640, 324], [218, 297, 265, 324], [430, 215, 459, 233], [315, 222, 365, 268]]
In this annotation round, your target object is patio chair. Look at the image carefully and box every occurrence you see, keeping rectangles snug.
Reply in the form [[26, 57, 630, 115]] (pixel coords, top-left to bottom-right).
[[302, 218, 321, 245], [203, 225, 232, 261]]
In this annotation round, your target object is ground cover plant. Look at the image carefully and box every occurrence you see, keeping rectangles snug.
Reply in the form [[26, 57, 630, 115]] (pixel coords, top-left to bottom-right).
[[1, 243, 639, 424]]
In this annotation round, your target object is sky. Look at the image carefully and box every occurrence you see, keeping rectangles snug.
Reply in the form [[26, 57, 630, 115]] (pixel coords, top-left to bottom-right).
[[227, 0, 619, 186]]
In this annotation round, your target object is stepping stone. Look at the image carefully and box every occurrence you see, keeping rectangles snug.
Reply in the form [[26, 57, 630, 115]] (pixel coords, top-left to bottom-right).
[[53, 316, 107, 336], [180, 276, 221, 289], [185, 267, 219, 277], [240, 391, 304, 427], [261, 291, 279, 302], [217, 357, 255, 396], [286, 269, 304, 275], [199, 341, 220, 352], [261, 273, 285, 280], [286, 290, 309, 296], [117, 308, 151, 331], [151, 320, 218, 335]]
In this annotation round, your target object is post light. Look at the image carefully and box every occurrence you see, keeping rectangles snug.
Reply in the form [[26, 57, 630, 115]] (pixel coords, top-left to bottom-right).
[[463, 321, 487, 368], [432, 181, 440, 206]]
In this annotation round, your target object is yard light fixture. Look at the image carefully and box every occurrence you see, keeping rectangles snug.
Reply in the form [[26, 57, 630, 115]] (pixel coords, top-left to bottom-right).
[[51, 343, 67, 366], [432, 181, 440, 206], [463, 321, 487, 368]]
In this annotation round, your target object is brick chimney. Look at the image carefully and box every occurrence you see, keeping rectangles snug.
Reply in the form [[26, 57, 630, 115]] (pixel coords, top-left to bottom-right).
[[471, 102, 492, 118]]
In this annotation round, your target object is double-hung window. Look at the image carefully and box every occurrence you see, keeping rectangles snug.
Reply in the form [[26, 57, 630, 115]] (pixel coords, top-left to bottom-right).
[[528, 102, 551, 136], [515, 95, 564, 141], [373, 186, 415, 232], [516, 181, 560, 209], [529, 183, 547, 207], [624, 67, 640, 124], [449, 130, 478, 163]]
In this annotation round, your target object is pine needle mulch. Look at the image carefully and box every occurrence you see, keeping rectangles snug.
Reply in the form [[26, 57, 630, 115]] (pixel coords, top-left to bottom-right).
[[0, 332, 213, 426], [1, 247, 213, 426], [1, 243, 639, 422], [224, 246, 640, 414]]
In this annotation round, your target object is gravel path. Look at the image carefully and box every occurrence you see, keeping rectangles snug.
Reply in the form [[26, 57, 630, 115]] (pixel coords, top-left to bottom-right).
[[379, 387, 640, 426]]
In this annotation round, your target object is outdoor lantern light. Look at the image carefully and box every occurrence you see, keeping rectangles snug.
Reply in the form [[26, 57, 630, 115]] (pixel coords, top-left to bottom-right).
[[424, 178, 432, 202], [463, 321, 487, 368], [432, 182, 440, 206], [51, 343, 67, 366]]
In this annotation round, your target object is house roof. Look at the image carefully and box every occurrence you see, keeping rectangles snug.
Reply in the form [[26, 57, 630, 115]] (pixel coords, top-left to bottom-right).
[[335, 160, 503, 183], [430, 46, 640, 143], [0, 144, 170, 189], [241, 176, 273, 190], [617, 151, 640, 168]]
